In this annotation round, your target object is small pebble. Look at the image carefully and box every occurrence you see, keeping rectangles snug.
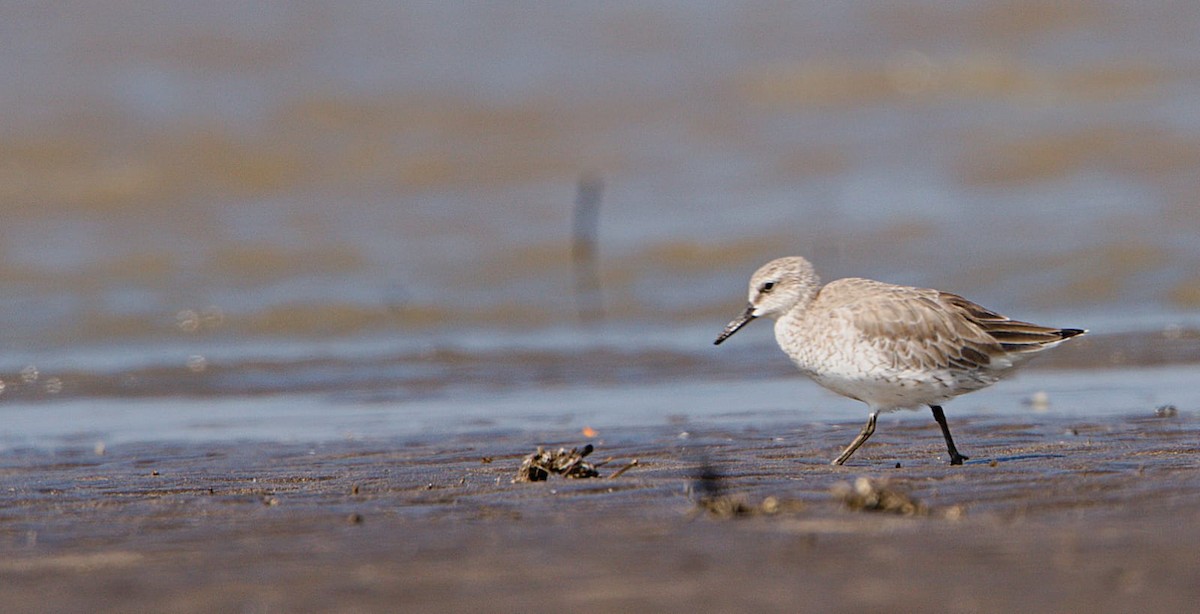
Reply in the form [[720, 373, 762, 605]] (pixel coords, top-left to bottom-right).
[[1025, 391, 1050, 411], [1155, 405, 1178, 418], [761, 496, 780, 514]]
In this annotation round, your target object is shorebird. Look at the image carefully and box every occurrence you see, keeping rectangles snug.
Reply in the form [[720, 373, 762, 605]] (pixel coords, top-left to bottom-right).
[[714, 256, 1085, 466]]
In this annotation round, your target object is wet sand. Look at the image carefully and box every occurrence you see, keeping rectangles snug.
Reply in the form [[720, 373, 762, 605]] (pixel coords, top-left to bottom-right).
[[3, 410, 1199, 613]]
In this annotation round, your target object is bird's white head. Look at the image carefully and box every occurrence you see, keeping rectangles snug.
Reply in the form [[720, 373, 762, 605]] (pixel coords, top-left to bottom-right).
[[745, 256, 820, 319], [714, 256, 820, 345]]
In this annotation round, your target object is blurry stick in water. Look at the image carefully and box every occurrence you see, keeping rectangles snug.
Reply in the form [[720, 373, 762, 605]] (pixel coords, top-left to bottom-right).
[[573, 174, 604, 323]]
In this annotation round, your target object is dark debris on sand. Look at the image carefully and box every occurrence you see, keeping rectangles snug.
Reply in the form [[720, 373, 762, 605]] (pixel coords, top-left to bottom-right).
[[513, 444, 601, 482], [690, 460, 804, 519], [694, 493, 805, 519], [833, 477, 929, 517]]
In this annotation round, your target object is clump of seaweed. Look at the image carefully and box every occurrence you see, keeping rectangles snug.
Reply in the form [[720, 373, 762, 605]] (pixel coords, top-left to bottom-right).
[[514, 444, 600, 482], [833, 477, 928, 516]]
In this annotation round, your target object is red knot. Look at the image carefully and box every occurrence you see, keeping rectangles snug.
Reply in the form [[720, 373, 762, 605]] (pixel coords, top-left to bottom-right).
[[715, 256, 1085, 466]]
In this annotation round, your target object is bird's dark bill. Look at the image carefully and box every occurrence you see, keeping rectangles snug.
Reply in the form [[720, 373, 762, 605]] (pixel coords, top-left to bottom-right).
[[714, 304, 756, 345]]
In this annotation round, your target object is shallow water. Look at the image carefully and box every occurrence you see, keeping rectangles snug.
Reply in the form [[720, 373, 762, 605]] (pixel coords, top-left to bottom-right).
[[3, 2, 1200, 446], [2, 354, 1196, 450]]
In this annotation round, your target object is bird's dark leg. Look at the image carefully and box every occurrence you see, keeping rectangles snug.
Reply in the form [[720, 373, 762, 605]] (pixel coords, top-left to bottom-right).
[[929, 405, 968, 465], [832, 411, 878, 466]]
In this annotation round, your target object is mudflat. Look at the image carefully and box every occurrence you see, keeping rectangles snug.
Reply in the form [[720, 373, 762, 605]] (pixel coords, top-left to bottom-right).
[[3, 409, 1198, 613]]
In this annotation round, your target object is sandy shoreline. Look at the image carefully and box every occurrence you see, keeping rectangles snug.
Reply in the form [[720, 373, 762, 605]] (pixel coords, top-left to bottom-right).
[[3, 410, 1199, 613]]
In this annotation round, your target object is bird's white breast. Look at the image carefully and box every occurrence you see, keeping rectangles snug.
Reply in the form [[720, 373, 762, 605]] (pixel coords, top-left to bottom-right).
[[773, 310, 998, 410]]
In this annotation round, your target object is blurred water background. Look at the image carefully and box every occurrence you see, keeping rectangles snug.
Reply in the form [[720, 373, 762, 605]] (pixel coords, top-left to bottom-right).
[[3, 1, 1200, 446]]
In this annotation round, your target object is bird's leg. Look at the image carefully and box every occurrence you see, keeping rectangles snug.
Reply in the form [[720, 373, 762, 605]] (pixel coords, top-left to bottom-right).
[[929, 405, 969, 465], [832, 411, 878, 466]]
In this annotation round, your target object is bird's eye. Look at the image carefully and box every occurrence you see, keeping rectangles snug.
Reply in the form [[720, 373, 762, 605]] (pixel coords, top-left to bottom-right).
[[760, 281, 776, 293]]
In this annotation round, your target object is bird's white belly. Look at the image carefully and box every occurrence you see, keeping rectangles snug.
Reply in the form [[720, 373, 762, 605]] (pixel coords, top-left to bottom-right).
[[779, 326, 997, 410], [803, 368, 967, 410]]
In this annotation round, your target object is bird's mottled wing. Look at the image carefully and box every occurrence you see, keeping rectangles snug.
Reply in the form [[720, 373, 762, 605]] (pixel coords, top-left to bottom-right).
[[820, 279, 1005, 373], [937, 292, 1079, 356]]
